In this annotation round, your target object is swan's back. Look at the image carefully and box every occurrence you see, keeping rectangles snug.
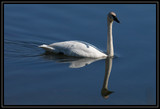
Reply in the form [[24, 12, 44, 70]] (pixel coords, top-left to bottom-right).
[[39, 41, 107, 58]]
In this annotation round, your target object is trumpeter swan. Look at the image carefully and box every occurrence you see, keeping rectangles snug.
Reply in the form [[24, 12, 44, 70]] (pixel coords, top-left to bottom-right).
[[39, 12, 120, 58]]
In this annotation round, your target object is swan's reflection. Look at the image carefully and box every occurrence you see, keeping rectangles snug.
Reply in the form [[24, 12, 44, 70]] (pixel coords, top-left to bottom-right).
[[41, 52, 106, 68], [41, 52, 114, 98], [101, 57, 114, 99]]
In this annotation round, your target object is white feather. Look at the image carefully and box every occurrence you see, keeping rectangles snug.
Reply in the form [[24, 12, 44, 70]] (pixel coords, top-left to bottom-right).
[[39, 41, 107, 58]]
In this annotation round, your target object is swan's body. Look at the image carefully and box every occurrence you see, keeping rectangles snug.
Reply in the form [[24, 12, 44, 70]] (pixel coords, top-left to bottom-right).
[[39, 41, 107, 58], [39, 12, 120, 58]]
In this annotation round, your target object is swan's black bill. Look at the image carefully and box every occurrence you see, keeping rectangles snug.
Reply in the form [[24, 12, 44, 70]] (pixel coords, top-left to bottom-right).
[[113, 16, 120, 23]]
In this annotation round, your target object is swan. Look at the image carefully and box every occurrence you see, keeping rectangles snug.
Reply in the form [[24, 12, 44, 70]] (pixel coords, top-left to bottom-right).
[[39, 12, 120, 58]]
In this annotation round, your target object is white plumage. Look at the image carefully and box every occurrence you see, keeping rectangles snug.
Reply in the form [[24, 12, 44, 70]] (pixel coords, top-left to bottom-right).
[[39, 41, 107, 58], [39, 12, 120, 58]]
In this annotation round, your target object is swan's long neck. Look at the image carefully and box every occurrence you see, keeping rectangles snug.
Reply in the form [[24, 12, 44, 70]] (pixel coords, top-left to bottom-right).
[[107, 20, 114, 57]]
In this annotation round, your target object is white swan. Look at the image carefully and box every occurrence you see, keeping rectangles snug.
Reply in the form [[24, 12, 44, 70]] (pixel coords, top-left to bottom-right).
[[39, 12, 120, 58]]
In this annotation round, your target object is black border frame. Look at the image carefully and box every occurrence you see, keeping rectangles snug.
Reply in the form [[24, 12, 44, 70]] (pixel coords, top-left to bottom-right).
[[1, 1, 159, 108]]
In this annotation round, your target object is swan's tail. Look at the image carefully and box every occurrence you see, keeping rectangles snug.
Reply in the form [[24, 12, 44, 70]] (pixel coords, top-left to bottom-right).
[[38, 44, 54, 51]]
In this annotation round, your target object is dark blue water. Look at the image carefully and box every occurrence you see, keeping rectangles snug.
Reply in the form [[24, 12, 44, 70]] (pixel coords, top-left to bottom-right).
[[4, 4, 156, 105]]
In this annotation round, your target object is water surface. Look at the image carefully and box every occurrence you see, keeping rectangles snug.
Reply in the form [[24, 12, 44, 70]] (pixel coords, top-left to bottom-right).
[[4, 4, 156, 105]]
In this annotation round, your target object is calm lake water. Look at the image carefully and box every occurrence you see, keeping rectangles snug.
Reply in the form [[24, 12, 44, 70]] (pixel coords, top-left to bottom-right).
[[4, 4, 156, 105]]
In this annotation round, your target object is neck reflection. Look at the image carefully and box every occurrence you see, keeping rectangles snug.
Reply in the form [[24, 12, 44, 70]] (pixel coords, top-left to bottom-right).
[[101, 57, 114, 99]]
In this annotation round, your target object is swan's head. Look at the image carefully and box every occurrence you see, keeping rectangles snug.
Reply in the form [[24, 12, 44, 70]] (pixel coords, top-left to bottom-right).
[[107, 12, 120, 23]]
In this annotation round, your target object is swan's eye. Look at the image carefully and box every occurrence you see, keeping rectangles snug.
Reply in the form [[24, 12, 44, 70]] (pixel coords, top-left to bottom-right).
[[111, 15, 116, 19]]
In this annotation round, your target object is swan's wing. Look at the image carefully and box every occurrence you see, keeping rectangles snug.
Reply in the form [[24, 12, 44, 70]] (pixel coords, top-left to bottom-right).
[[48, 41, 107, 58], [76, 40, 104, 53]]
